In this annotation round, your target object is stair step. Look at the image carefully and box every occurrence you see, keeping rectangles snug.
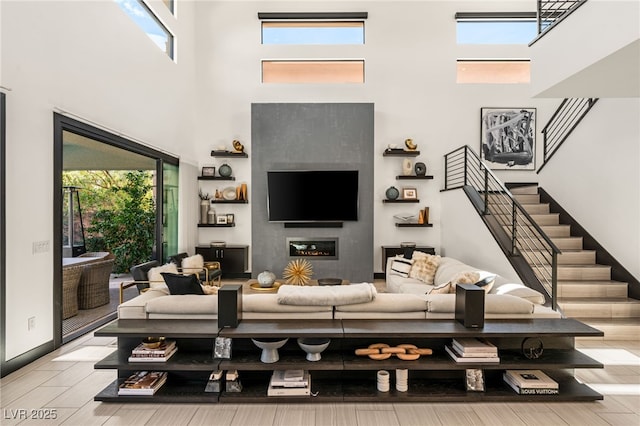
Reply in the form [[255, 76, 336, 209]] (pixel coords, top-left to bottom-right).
[[575, 318, 640, 341], [558, 250, 596, 265], [521, 250, 596, 265], [558, 298, 640, 319], [557, 280, 628, 298], [521, 203, 550, 214], [513, 194, 540, 204], [539, 224, 571, 237], [508, 185, 539, 195], [551, 236, 583, 250], [529, 213, 560, 225], [557, 264, 611, 280]]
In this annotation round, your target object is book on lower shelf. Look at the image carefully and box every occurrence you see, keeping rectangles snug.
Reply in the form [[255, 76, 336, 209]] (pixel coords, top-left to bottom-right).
[[128, 340, 177, 362], [451, 338, 498, 357], [503, 370, 559, 390], [118, 371, 168, 395], [268, 370, 311, 396], [445, 345, 500, 363]]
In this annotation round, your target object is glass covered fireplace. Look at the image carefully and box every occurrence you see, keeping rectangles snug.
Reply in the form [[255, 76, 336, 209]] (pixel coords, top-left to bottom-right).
[[287, 238, 338, 260]]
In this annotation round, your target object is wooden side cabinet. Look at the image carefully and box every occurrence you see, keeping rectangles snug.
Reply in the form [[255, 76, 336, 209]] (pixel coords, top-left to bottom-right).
[[381, 245, 435, 272], [196, 245, 249, 278]]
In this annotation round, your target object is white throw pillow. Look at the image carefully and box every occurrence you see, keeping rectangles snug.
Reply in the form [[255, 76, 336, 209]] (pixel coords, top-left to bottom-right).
[[494, 283, 546, 305], [389, 256, 413, 278], [181, 254, 204, 275], [147, 263, 179, 291]]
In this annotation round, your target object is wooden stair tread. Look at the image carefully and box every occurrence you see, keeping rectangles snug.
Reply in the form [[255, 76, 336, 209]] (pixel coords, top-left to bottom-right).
[[558, 280, 627, 285]]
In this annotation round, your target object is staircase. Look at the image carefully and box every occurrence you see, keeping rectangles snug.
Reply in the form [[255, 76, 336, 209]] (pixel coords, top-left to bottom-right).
[[510, 185, 640, 340]]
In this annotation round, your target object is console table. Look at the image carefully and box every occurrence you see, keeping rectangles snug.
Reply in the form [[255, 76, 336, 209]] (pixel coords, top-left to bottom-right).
[[94, 318, 603, 403]]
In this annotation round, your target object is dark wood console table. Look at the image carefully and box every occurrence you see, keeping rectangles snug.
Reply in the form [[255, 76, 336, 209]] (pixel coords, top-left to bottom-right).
[[94, 318, 603, 403]]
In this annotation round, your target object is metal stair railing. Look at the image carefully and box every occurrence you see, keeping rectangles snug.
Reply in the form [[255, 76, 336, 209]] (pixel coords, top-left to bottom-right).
[[538, 98, 598, 173], [538, 0, 587, 33], [444, 145, 561, 309], [530, 0, 588, 45]]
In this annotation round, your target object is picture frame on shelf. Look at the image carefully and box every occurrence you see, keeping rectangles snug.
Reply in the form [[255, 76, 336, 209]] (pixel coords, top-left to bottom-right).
[[216, 215, 228, 225], [226, 213, 235, 224], [480, 107, 536, 170], [202, 166, 216, 177], [402, 187, 417, 200]]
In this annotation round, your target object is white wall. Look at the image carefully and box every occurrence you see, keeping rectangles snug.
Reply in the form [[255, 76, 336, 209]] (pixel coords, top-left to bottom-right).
[[195, 0, 555, 273], [1, 0, 198, 360], [530, 0, 640, 98], [538, 98, 640, 279], [441, 189, 522, 283]]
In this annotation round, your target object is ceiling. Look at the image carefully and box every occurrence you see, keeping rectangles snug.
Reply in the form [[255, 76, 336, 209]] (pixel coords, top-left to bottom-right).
[[63, 131, 156, 171]]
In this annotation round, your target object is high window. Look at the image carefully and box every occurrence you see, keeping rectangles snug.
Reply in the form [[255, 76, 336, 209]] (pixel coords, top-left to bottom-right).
[[456, 13, 537, 44], [115, 0, 174, 59], [262, 21, 364, 45], [259, 12, 367, 84], [455, 12, 534, 84]]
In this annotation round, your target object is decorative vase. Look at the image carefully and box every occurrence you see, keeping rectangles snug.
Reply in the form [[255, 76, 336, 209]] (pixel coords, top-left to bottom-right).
[[402, 159, 413, 176], [257, 270, 276, 288], [219, 163, 232, 178], [414, 162, 427, 176], [385, 186, 400, 200], [200, 200, 209, 224], [208, 206, 216, 224]]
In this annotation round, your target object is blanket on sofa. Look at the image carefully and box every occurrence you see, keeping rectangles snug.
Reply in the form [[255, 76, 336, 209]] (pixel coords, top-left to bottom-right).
[[277, 283, 377, 306]]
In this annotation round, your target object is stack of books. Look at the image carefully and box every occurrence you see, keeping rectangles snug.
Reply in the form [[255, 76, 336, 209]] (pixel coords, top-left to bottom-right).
[[118, 371, 168, 395], [503, 370, 559, 395], [128, 340, 177, 362], [267, 370, 311, 396], [445, 338, 500, 363]]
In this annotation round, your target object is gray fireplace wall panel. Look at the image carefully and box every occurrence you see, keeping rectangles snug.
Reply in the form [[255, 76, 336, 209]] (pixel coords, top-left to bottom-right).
[[251, 103, 374, 282]]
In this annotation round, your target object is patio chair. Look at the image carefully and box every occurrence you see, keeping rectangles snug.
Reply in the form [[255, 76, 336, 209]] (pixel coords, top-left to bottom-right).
[[77, 253, 115, 309], [62, 264, 83, 319]]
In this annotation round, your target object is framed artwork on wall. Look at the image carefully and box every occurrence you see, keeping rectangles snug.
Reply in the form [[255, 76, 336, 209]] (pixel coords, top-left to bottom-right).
[[480, 107, 536, 170]]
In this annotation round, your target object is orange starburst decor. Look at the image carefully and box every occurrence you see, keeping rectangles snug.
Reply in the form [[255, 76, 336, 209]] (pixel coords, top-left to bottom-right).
[[283, 259, 313, 286]]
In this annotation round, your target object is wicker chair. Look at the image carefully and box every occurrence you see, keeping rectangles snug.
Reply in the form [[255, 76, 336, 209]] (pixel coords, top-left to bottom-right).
[[78, 253, 115, 309], [62, 265, 83, 319]]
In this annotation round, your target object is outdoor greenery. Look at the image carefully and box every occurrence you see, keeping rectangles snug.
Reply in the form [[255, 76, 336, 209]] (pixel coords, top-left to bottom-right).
[[63, 170, 156, 273]]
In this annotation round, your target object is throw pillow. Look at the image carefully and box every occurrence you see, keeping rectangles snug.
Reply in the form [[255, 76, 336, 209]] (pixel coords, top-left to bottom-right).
[[147, 263, 179, 291], [428, 282, 452, 294], [408, 252, 441, 285], [161, 272, 205, 295], [446, 271, 496, 294], [181, 254, 204, 275], [389, 256, 413, 278]]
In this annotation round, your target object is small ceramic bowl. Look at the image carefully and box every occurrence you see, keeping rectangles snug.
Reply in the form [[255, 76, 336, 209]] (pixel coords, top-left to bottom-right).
[[142, 337, 164, 349], [251, 338, 289, 363], [297, 338, 331, 361]]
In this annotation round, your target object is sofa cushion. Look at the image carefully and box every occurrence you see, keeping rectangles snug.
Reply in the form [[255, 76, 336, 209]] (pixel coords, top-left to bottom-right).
[[335, 293, 427, 313], [146, 294, 218, 315], [161, 272, 205, 295], [426, 294, 534, 314], [408, 251, 441, 284], [118, 289, 166, 319], [242, 294, 332, 313], [147, 263, 179, 291], [494, 283, 546, 304], [389, 256, 413, 278]]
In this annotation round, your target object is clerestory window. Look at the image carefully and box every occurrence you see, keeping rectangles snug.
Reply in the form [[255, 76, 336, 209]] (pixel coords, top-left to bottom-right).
[[115, 0, 174, 59]]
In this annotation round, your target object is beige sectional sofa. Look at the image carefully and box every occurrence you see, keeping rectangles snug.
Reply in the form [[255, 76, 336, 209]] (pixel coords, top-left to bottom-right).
[[117, 256, 560, 320]]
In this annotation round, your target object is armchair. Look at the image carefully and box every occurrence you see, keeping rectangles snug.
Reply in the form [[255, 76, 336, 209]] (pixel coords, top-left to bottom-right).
[[168, 252, 222, 287]]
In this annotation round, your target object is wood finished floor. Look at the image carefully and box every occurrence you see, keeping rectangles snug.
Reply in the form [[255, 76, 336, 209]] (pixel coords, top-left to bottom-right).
[[1, 332, 639, 426]]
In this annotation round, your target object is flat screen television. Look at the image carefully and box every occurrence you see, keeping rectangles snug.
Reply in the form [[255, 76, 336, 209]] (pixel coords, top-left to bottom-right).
[[267, 170, 358, 222]]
